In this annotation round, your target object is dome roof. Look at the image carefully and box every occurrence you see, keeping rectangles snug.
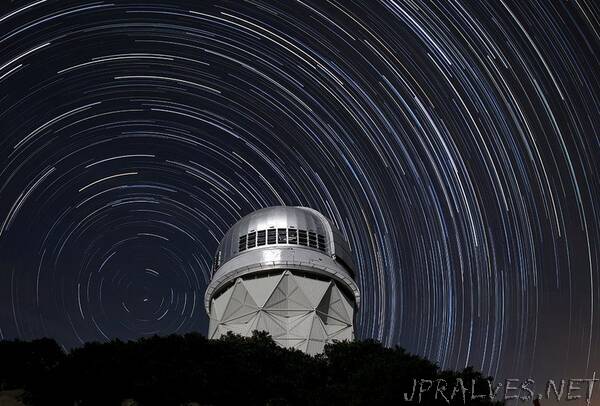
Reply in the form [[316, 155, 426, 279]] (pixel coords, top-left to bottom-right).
[[212, 206, 356, 276]]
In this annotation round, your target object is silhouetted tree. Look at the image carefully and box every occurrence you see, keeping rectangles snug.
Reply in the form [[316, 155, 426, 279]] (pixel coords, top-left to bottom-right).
[[0, 338, 64, 391], [0, 333, 503, 405]]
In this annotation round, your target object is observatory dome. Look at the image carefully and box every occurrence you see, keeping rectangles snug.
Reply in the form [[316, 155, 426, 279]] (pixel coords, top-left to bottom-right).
[[213, 206, 356, 274], [204, 206, 360, 354]]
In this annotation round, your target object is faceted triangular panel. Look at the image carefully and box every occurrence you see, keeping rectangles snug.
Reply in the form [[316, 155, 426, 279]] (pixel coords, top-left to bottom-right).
[[306, 315, 328, 355], [316, 284, 332, 316], [264, 272, 312, 315], [327, 326, 353, 341], [288, 312, 315, 338], [269, 311, 312, 336], [327, 284, 351, 322], [207, 271, 356, 355], [212, 285, 234, 320], [287, 274, 315, 309], [324, 324, 349, 337], [265, 312, 287, 338], [264, 276, 287, 309], [294, 274, 330, 307], [222, 279, 258, 322], [247, 311, 260, 332], [208, 304, 220, 338], [254, 311, 286, 338], [316, 286, 343, 325], [317, 283, 351, 325], [242, 274, 282, 307], [316, 310, 345, 326], [222, 309, 258, 324], [309, 313, 327, 341]]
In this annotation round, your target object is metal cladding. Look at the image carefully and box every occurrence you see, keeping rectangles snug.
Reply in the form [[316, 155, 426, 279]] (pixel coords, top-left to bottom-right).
[[205, 206, 360, 354]]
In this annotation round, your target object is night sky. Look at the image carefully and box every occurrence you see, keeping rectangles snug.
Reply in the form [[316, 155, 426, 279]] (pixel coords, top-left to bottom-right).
[[0, 0, 598, 387]]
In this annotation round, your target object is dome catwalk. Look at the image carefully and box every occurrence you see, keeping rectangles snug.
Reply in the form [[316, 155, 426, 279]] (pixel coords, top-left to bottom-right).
[[205, 206, 360, 354]]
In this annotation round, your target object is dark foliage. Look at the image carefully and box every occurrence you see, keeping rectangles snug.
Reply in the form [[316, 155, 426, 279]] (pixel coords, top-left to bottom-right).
[[0, 338, 64, 391], [0, 333, 502, 406]]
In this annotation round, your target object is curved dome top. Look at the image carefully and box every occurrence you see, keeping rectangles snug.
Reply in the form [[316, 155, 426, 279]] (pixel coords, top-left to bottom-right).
[[212, 206, 356, 276]]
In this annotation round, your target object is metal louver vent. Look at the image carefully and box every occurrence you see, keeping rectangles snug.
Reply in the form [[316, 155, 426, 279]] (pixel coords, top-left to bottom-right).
[[288, 229, 297, 244], [238, 235, 247, 252], [298, 229, 307, 246], [247, 231, 256, 248], [257, 230, 266, 246], [267, 229, 276, 244], [277, 228, 287, 244], [227, 228, 328, 270], [317, 234, 326, 252]]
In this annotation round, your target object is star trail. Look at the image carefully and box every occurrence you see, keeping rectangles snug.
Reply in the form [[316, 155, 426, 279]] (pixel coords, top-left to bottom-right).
[[0, 0, 598, 386]]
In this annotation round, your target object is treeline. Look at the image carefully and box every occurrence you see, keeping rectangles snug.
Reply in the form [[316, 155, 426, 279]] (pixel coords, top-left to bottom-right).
[[0, 332, 502, 405]]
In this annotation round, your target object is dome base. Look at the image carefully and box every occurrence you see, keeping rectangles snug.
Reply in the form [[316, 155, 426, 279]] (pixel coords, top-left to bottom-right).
[[208, 270, 355, 355]]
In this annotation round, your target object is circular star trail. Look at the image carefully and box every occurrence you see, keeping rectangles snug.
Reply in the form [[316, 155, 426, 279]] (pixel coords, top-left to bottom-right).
[[0, 0, 598, 384]]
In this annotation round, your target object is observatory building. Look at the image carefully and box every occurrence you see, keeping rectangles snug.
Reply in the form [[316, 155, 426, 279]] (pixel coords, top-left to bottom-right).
[[205, 206, 360, 355]]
